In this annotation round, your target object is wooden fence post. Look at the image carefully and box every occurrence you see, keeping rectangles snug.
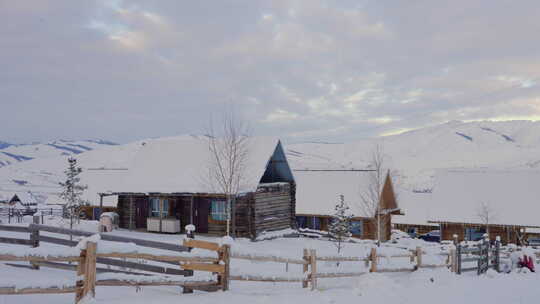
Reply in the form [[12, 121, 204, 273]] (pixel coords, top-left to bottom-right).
[[449, 248, 456, 272], [369, 247, 377, 273], [415, 247, 422, 270], [84, 242, 97, 300], [456, 243, 462, 275], [75, 248, 87, 303], [221, 244, 230, 291], [310, 249, 317, 291], [30, 216, 40, 270], [302, 249, 309, 288], [494, 237, 501, 273]]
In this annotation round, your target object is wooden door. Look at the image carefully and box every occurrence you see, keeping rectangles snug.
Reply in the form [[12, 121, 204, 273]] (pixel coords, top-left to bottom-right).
[[195, 199, 210, 233], [135, 197, 149, 229]]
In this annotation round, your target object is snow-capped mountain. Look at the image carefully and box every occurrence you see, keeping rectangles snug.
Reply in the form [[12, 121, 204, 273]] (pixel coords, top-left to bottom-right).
[[286, 120, 540, 190], [2, 120, 540, 204], [0, 139, 117, 168]]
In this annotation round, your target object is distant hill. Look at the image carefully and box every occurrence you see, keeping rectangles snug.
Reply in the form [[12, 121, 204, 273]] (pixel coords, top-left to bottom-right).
[[285, 120, 540, 191], [2, 120, 540, 204], [0, 139, 117, 168]]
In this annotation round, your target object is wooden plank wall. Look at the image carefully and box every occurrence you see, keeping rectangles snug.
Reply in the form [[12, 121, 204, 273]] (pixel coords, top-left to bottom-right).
[[253, 184, 292, 237], [234, 193, 255, 238], [117, 196, 132, 229]]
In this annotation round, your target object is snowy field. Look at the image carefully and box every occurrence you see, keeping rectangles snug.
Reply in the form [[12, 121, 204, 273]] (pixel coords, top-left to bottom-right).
[[0, 217, 539, 304]]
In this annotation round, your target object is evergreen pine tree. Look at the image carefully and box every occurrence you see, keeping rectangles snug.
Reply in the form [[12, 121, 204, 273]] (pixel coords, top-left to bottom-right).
[[329, 194, 353, 254], [59, 157, 87, 229]]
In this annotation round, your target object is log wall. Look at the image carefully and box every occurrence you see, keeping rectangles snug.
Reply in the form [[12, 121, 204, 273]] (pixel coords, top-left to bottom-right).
[[253, 183, 293, 237]]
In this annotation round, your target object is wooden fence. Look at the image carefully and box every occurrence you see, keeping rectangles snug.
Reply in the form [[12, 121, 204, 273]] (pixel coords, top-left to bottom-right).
[[0, 218, 195, 275], [0, 218, 232, 302], [0, 239, 228, 303], [229, 246, 451, 290], [0, 207, 64, 224], [454, 240, 501, 275]]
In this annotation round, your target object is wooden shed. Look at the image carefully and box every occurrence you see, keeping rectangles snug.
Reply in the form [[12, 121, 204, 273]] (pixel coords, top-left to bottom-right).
[[294, 170, 400, 241], [111, 135, 295, 239], [9, 192, 39, 207]]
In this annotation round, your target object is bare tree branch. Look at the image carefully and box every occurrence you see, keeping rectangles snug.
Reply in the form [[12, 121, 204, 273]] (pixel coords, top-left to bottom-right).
[[476, 201, 496, 237], [358, 144, 386, 246], [206, 109, 250, 237]]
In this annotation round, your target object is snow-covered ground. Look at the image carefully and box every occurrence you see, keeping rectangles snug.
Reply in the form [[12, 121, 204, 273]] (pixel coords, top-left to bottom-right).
[[0, 220, 539, 303]]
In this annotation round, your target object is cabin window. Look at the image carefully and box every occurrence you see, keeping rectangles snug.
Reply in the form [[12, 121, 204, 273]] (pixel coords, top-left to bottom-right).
[[149, 198, 169, 218], [211, 201, 227, 221], [161, 199, 169, 217], [150, 198, 160, 217], [465, 227, 486, 241], [296, 216, 307, 229], [350, 220, 363, 236], [309, 217, 321, 230]]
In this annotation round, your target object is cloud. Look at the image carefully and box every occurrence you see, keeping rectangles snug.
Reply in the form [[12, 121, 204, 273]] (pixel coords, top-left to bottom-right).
[[2, 0, 540, 143]]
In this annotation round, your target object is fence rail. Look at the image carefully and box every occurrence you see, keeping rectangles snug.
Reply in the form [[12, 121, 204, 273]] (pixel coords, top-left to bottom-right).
[[227, 245, 450, 291], [0, 236, 229, 303]]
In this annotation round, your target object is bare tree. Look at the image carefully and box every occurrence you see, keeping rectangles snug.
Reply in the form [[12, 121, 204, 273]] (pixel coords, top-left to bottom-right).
[[207, 110, 250, 237], [359, 144, 386, 246], [476, 201, 496, 239]]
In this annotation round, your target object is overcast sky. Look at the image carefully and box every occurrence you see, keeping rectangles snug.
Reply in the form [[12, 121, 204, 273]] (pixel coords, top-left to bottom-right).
[[2, 1, 540, 144]]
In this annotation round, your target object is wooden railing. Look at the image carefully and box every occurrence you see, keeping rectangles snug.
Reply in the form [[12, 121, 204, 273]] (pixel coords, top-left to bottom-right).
[[0, 237, 229, 303], [0, 217, 194, 275], [228, 246, 451, 290]]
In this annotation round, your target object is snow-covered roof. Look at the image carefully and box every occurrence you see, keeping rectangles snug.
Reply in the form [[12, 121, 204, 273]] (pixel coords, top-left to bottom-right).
[[10, 191, 39, 205], [427, 169, 540, 227], [294, 170, 397, 218], [115, 135, 283, 194], [392, 190, 436, 226]]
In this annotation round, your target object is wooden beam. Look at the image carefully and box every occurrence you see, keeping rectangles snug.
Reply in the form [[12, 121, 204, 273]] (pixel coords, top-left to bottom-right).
[[0, 237, 33, 246], [0, 254, 80, 262], [315, 256, 367, 262], [95, 280, 215, 287], [96, 252, 218, 263], [0, 225, 31, 233], [313, 272, 367, 278], [183, 239, 221, 251], [96, 257, 192, 276], [370, 247, 377, 273], [309, 249, 317, 291], [221, 244, 230, 291], [231, 253, 308, 265], [229, 275, 303, 282], [0, 286, 77, 295], [181, 262, 225, 273], [83, 242, 97, 299], [302, 249, 309, 288]]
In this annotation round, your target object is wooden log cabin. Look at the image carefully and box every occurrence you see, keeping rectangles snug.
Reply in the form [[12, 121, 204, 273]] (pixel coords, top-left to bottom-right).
[[294, 170, 400, 242], [111, 135, 295, 239], [397, 169, 540, 245]]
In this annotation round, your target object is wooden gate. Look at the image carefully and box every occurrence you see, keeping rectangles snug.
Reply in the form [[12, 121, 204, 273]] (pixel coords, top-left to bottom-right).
[[456, 239, 500, 275]]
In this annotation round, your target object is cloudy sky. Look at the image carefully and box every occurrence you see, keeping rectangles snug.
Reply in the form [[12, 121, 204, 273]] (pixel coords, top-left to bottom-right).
[[2, 1, 540, 143]]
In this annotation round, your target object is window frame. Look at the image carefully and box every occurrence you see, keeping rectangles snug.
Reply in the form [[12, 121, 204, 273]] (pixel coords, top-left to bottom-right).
[[210, 200, 227, 222], [149, 197, 170, 218], [149, 198, 160, 217], [350, 220, 363, 236]]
